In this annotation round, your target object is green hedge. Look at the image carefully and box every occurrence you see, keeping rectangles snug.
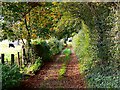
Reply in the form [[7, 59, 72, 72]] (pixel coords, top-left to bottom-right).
[[31, 37, 63, 61], [72, 21, 94, 73], [72, 20, 120, 88], [31, 39, 51, 62]]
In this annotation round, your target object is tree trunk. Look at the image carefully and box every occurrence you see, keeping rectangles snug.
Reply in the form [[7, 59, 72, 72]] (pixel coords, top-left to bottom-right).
[[24, 14, 31, 63]]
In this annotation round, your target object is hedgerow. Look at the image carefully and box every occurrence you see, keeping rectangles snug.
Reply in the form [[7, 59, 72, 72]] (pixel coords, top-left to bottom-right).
[[31, 37, 63, 61], [72, 3, 120, 88]]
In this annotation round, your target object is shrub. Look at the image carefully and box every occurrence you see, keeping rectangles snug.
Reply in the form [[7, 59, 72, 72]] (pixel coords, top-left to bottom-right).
[[31, 39, 51, 62], [23, 57, 42, 74], [31, 38, 63, 61], [31, 38, 63, 62], [47, 37, 63, 56], [2, 64, 22, 90], [62, 48, 71, 56]]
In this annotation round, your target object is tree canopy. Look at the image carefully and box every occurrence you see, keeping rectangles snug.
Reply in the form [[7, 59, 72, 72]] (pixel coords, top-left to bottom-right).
[[1, 2, 63, 41], [1, 2, 119, 42]]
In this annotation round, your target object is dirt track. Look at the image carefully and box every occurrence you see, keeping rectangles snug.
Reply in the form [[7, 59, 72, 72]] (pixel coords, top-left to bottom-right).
[[20, 48, 86, 89]]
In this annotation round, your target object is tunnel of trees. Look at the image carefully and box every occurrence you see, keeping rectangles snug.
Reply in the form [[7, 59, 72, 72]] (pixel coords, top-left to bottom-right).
[[1, 2, 120, 89]]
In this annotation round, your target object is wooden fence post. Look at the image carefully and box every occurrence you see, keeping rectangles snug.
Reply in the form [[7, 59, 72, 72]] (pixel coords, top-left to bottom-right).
[[20, 56, 22, 67], [17, 52, 20, 67], [1, 54, 4, 64], [11, 54, 14, 65], [22, 45, 26, 65]]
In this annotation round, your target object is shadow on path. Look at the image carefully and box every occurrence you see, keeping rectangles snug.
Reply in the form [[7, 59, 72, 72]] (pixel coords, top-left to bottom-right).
[[19, 48, 86, 89]]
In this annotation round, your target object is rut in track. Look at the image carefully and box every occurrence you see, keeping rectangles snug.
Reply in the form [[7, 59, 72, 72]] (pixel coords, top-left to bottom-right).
[[59, 48, 86, 88], [20, 48, 86, 89]]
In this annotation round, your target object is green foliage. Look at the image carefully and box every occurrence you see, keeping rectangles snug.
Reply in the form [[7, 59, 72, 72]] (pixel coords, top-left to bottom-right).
[[1, 2, 119, 88], [31, 39, 51, 61], [1, 2, 63, 41], [23, 57, 42, 74], [59, 48, 71, 78], [59, 64, 66, 77], [86, 64, 120, 88], [48, 37, 63, 56], [54, 11, 81, 39], [2, 64, 22, 89], [31, 38, 63, 61], [2, 2, 31, 41], [31, 39, 45, 45], [72, 21, 93, 73], [72, 3, 120, 88], [62, 48, 71, 56]]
